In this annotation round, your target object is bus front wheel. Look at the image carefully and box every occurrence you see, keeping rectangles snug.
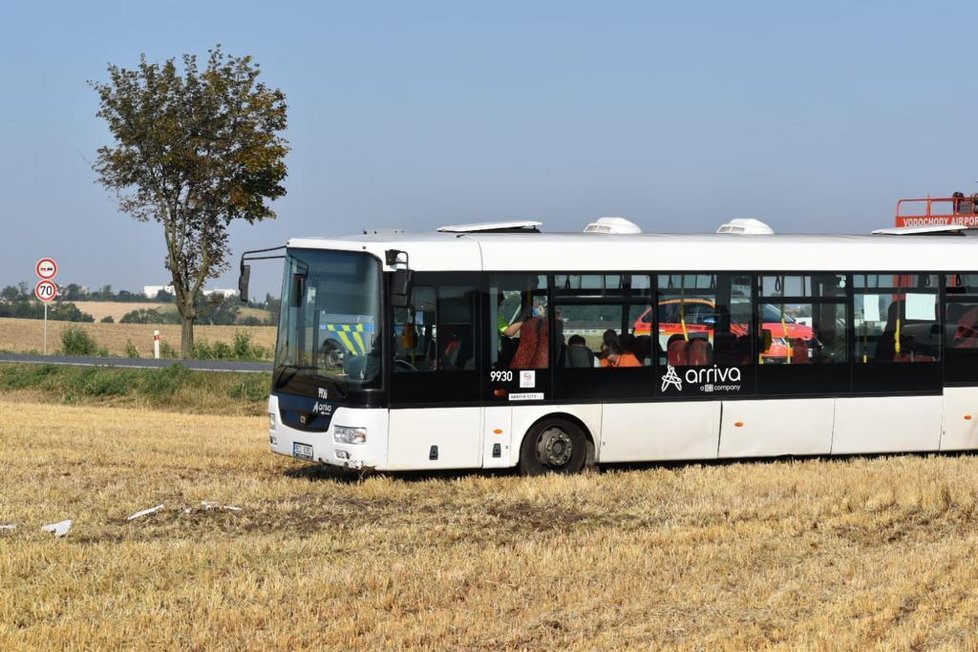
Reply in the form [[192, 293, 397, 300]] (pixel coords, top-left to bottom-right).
[[519, 418, 589, 476]]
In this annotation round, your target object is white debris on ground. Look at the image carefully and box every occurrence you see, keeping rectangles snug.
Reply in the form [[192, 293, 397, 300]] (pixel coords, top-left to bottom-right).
[[126, 504, 165, 521], [201, 501, 243, 511], [40, 520, 72, 537], [0, 524, 17, 531]]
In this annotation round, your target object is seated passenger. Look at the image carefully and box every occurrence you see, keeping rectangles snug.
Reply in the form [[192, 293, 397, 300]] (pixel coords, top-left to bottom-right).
[[565, 334, 594, 368], [619, 333, 637, 355], [597, 329, 620, 367], [633, 335, 653, 364], [952, 305, 978, 348], [605, 341, 641, 367]]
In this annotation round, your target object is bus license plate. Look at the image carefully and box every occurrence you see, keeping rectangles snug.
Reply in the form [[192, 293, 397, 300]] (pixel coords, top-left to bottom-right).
[[293, 442, 314, 460]]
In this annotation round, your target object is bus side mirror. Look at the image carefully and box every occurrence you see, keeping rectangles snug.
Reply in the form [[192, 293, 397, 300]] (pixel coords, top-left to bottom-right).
[[761, 328, 773, 353], [238, 264, 251, 303], [290, 273, 305, 308], [392, 269, 413, 308]]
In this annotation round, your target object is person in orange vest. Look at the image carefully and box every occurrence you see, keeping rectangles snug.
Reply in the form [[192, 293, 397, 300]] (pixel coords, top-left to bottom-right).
[[605, 340, 641, 367]]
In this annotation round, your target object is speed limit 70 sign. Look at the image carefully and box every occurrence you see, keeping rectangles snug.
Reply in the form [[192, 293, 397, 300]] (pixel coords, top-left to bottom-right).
[[35, 280, 58, 303]]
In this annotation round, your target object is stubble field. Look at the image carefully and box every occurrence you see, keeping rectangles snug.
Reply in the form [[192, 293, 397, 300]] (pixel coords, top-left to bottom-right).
[[4, 400, 978, 648]]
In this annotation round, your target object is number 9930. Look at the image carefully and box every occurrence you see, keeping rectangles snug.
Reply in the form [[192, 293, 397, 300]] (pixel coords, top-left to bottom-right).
[[490, 370, 513, 383]]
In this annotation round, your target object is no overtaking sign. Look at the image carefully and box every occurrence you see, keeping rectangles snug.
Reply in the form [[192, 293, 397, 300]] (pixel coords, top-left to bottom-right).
[[36, 258, 58, 280]]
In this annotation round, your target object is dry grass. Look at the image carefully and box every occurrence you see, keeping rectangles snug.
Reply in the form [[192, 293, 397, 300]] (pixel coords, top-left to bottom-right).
[[69, 301, 271, 324], [0, 317, 277, 358], [71, 301, 172, 322], [4, 400, 978, 648]]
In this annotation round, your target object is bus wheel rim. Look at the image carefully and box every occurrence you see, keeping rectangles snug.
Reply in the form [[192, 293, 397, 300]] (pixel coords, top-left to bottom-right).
[[537, 427, 573, 467]]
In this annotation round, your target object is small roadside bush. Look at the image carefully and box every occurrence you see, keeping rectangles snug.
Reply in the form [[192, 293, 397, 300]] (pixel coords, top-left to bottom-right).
[[159, 340, 178, 358], [124, 339, 140, 358], [59, 325, 107, 356], [76, 367, 131, 397], [193, 339, 233, 360], [101, 316, 115, 323], [191, 331, 269, 361], [232, 331, 268, 359], [0, 363, 60, 390], [140, 364, 191, 397]]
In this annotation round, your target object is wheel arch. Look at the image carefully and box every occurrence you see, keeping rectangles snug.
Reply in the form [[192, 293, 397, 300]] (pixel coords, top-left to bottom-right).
[[513, 410, 598, 469]]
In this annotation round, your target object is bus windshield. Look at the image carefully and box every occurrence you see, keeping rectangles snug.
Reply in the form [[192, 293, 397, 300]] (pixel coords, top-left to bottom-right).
[[274, 249, 382, 399]]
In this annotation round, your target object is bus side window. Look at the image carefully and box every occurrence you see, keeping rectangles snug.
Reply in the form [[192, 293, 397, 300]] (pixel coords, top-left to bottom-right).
[[853, 275, 939, 364], [943, 274, 978, 383], [656, 273, 750, 369], [393, 285, 477, 372], [490, 275, 549, 371]]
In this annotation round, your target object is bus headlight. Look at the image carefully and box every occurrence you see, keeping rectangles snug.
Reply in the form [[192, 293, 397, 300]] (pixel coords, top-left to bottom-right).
[[269, 412, 276, 430], [334, 425, 367, 444]]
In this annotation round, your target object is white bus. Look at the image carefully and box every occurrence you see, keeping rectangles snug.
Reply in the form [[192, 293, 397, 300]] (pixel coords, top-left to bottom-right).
[[240, 217, 978, 475]]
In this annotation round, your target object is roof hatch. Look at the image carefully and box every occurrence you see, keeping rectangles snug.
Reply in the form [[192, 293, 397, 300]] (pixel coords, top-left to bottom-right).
[[437, 220, 542, 233], [583, 217, 642, 234], [716, 218, 775, 235]]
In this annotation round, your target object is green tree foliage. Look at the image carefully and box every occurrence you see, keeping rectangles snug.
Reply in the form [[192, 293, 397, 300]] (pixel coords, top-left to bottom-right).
[[262, 292, 281, 325], [1, 285, 23, 301], [196, 294, 241, 325], [0, 300, 94, 322], [119, 308, 181, 324], [61, 284, 85, 301], [91, 45, 288, 357], [59, 325, 107, 356]]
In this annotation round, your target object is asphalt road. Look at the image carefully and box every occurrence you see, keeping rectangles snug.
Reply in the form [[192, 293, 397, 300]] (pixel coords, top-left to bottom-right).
[[0, 352, 272, 373]]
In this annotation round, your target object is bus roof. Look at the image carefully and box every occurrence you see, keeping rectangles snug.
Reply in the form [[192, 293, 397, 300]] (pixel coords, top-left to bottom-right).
[[285, 229, 978, 273]]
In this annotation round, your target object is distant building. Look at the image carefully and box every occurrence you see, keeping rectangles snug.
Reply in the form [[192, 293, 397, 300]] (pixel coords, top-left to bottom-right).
[[143, 285, 175, 299], [203, 288, 238, 299], [142, 285, 237, 299]]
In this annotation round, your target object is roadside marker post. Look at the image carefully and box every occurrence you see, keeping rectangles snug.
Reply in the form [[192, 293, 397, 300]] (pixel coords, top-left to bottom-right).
[[34, 261, 58, 355], [154, 330, 160, 359]]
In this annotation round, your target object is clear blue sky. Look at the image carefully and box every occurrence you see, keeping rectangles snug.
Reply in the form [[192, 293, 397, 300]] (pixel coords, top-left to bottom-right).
[[2, 1, 977, 298]]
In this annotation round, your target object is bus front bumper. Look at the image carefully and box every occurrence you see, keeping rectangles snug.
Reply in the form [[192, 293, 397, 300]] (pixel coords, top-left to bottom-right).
[[267, 396, 390, 470]]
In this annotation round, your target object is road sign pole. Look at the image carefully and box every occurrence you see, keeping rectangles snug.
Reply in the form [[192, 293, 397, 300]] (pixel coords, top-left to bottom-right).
[[34, 258, 59, 356]]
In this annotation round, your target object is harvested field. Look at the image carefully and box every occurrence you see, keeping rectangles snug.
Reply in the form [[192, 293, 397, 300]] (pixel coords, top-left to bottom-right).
[[0, 317, 276, 358], [71, 301, 173, 321], [71, 302, 271, 324], [4, 400, 978, 648]]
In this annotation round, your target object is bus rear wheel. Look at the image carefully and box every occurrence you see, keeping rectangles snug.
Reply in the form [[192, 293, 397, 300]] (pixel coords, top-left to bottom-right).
[[519, 418, 588, 476]]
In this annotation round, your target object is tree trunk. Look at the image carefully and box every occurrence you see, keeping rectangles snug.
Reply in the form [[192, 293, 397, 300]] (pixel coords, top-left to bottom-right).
[[180, 316, 195, 358]]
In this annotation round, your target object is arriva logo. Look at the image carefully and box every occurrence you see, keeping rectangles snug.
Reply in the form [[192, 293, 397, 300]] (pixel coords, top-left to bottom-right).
[[661, 365, 683, 392], [660, 365, 743, 392], [685, 365, 742, 385]]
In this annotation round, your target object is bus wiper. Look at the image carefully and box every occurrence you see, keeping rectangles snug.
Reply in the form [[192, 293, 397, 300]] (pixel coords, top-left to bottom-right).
[[273, 364, 318, 389]]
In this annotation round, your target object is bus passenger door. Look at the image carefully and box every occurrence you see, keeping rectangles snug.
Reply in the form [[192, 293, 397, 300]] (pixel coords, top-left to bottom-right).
[[940, 288, 978, 451], [388, 274, 483, 469]]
